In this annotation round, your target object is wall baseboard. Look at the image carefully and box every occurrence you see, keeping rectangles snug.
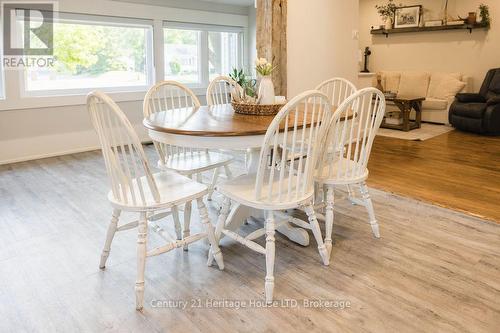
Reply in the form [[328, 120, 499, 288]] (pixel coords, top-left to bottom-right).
[[0, 125, 151, 166], [0, 146, 101, 165]]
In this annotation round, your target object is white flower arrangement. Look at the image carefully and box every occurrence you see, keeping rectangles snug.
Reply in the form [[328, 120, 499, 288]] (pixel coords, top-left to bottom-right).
[[255, 58, 276, 76]]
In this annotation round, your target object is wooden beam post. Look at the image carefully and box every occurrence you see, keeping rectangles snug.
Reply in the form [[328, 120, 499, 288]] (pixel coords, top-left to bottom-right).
[[256, 0, 287, 97]]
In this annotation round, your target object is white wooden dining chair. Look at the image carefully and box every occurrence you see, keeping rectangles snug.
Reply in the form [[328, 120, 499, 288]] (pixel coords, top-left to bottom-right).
[[209, 91, 332, 303], [315, 88, 386, 257], [316, 77, 358, 108], [315, 78, 358, 200], [206, 76, 248, 170], [88, 91, 224, 311], [144, 80, 234, 207], [206, 75, 241, 106]]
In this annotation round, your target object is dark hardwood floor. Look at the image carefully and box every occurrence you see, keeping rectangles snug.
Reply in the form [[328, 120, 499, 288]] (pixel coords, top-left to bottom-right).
[[368, 130, 500, 222]]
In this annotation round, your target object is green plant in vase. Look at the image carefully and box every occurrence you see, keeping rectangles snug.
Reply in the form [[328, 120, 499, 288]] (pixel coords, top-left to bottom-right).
[[375, 0, 402, 29], [479, 3, 491, 26], [229, 68, 257, 98]]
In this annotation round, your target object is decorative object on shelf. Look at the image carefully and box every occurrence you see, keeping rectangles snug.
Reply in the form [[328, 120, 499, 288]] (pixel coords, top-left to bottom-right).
[[375, 0, 402, 29], [395, 5, 422, 28], [443, 0, 449, 25], [447, 20, 465, 26], [425, 20, 443, 27], [371, 24, 384, 30], [361, 47, 372, 73], [479, 3, 491, 26], [255, 58, 276, 105], [466, 12, 477, 25]]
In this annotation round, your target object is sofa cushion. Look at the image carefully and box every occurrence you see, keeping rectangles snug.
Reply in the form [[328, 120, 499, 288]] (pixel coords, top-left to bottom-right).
[[379, 71, 401, 92], [398, 71, 430, 98], [422, 98, 448, 110], [451, 102, 487, 119], [428, 73, 464, 99]]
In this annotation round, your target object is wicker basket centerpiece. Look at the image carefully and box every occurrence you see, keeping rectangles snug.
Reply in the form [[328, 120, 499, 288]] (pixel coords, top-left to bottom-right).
[[231, 101, 285, 116]]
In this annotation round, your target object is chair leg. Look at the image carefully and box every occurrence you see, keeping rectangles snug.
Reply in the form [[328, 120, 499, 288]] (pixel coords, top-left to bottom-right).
[[304, 205, 330, 266], [207, 167, 220, 201], [223, 165, 233, 179], [208, 197, 231, 267], [265, 211, 276, 304], [347, 185, 357, 204], [324, 185, 335, 257], [360, 182, 380, 238], [171, 206, 182, 241], [99, 208, 121, 269], [183, 201, 192, 251], [197, 198, 224, 270], [135, 212, 148, 311]]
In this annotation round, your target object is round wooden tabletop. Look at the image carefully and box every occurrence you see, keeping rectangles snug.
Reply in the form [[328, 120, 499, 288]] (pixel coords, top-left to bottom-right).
[[143, 103, 315, 137], [143, 104, 275, 137]]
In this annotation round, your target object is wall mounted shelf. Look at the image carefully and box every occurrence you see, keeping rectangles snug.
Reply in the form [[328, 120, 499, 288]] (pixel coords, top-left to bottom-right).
[[371, 23, 490, 38]]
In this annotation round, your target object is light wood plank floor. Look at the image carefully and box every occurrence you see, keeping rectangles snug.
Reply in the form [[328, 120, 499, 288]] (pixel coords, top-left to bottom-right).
[[1, 147, 500, 332], [368, 130, 500, 222]]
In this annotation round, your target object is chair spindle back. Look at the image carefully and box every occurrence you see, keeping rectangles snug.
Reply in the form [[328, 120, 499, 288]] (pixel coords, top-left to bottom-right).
[[144, 81, 203, 167], [316, 78, 357, 108], [87, 91, 160, 207], [255, 91, 332, 204], [206, 76, 240, 106], [318, 88, 386, 182]]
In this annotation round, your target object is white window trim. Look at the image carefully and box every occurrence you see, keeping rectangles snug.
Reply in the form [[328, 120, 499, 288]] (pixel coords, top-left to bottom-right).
[[163, 21, 245, 91]]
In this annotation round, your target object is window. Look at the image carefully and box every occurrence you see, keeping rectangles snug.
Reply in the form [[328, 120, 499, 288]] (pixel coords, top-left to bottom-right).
[[22, 13, 154, 96], [164, 28, 201, 85], [164, 22, 244, 88]]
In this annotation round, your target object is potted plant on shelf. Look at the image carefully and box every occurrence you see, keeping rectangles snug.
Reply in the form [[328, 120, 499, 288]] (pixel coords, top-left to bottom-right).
[[479, 3, 491, 27], [255, 58, 277, 105], [376, 0, 401, 29]]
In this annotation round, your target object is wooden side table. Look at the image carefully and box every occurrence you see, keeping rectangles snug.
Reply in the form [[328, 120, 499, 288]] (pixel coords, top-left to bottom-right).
[[381, 96, 425, 132]]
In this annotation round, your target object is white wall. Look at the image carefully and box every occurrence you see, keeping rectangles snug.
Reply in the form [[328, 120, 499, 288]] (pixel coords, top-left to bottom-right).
[[0, 0, 249, 164], [287, 0, 360, 97], [359, 0, 499, 91]]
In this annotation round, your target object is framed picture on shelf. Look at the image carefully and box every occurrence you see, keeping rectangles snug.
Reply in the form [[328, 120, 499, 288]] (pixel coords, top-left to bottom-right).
[[394, 5, 422, 28]]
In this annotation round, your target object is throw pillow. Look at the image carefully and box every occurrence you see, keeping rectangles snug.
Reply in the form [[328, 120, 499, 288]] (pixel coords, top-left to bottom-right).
[[378, 71, 401, 93], [398, 71, 430, 97], [428, 72, 462, 98], [432, 77, 466, 100]]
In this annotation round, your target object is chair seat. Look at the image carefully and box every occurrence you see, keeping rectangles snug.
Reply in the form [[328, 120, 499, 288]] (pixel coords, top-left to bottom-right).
[[216, 171, 314, 210], [108, 171, 208, 211], [315, 158, 369, 185], [158, 151, 233, 175]]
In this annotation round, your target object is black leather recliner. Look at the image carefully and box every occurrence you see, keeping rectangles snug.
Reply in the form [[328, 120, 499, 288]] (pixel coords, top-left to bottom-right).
[[449, 68, 500, 135]]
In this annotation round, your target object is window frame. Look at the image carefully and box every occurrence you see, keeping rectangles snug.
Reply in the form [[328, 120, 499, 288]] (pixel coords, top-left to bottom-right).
[[163, 21, 244, 91], [18, 12, 156, 98]]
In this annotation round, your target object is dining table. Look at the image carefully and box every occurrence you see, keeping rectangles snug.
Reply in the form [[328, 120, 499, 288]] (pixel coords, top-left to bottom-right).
[[143, 103, 311, 246]]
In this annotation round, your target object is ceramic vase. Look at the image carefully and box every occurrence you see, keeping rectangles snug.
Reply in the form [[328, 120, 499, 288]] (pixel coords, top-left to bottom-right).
[[258, 76, 275, 105]]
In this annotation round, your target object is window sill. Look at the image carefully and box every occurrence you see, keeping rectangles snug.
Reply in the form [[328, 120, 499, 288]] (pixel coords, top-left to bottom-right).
[[0, 90, 148, 111], [0, 87, 211, 111]]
